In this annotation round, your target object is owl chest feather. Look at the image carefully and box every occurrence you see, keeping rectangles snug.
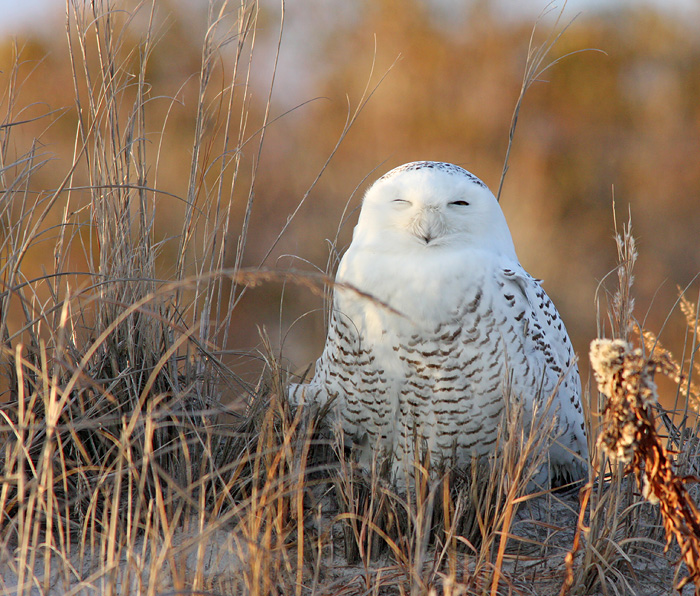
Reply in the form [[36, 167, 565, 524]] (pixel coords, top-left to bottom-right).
[[328, 246, 539, 459], [336, 245, 492, 325]]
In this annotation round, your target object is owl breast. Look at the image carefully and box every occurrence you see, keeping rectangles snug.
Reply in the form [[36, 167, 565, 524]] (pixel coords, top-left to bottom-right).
[[320, 249, 543, 480]]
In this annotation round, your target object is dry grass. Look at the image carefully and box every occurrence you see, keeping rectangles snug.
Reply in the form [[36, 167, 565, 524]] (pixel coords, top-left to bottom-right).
[[561, 215, 700, 596], [1, 2, 700, 595], [589, 337, 700, 593]]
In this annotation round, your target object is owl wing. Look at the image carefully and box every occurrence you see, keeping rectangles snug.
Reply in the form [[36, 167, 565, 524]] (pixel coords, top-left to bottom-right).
[[498, 262, 588, 483], [288, 303, 351, 410]]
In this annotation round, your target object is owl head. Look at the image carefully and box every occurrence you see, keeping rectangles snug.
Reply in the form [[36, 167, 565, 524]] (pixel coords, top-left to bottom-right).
[[353, 161, 517, 259]]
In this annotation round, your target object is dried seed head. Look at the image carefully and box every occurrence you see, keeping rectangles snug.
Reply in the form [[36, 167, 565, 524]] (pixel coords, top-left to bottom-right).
[[590, 338, 629, 397], [589, 338, 660, 465]]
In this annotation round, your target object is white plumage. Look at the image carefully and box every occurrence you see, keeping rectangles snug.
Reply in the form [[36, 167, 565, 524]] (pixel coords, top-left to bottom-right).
[[291, 161, 588, 486]]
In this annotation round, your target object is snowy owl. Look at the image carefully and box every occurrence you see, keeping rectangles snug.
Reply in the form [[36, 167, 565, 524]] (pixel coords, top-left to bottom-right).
[[291, 161, 588, 486]]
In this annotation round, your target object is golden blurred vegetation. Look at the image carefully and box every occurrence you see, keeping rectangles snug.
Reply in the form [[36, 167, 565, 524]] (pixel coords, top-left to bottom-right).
[[2, 0, 699, 388]]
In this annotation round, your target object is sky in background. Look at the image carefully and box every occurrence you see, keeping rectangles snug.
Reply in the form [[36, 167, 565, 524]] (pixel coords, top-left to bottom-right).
[[494, 0, 698, 18], [0, 0, 61, 35], [0, 0, 698, 36]]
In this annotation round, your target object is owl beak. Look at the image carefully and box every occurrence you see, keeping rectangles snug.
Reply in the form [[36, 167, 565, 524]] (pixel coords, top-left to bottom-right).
[[415, 209, 444, 245]]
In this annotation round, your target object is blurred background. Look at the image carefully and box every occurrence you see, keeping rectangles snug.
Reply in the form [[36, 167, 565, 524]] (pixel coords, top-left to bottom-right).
[[1, 0, 699, 399]]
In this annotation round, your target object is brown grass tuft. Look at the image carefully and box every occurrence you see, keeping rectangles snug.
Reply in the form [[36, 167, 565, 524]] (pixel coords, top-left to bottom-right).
[[590, 337, 700, 593]]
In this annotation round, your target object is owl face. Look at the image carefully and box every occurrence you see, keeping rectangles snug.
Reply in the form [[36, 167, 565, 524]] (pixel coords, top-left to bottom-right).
[[354, 162, 517, 258]]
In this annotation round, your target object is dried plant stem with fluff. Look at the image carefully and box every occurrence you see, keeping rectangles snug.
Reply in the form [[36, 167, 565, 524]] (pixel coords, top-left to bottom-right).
[[561, 207, 643, 596], [609, 206, 637, 341], [639, 289, 700, 413], [640, 328, 700, 414], [590, 338, 700, 594]]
